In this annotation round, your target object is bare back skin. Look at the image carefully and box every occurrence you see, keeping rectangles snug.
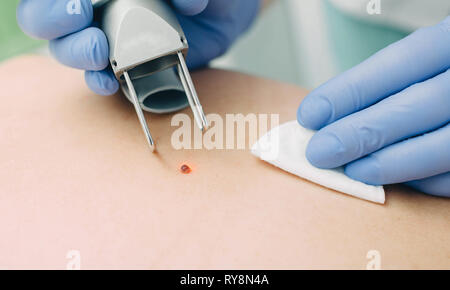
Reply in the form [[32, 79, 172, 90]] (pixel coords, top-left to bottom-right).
[[0, 56, 449, 269]]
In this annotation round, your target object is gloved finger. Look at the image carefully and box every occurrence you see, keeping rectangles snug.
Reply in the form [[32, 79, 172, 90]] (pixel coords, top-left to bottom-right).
[[406, 172, 450, 198], [49, 27, 109, 71], [17, 0, 93, 40], [178, 0, 260, 68], [306, 69, 450, 168], [297, 16, 450, 130], [178, 15, 228, 68], [85, 69, 119, 96], [344, 123, 450, 185], [171, 0, 209, 16]]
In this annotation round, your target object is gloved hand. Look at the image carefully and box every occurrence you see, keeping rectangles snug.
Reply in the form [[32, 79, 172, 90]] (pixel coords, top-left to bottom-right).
[[297, 16, 450, 197], [17, 0, 260, 95]]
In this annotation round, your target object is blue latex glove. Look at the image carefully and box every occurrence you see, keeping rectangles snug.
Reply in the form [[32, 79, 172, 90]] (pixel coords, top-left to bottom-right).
[[17, 0, 260, 95], [297, 16, 450, 197]]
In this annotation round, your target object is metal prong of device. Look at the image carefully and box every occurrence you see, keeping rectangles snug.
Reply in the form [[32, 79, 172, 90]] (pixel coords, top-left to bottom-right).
[[123, 71, 156, 152], [177, 63, 204, 131], [176, 51, 209, 131]]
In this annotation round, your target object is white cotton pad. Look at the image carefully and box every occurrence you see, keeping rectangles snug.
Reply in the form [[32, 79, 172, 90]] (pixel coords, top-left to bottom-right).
[[251, 121, 385, 204]]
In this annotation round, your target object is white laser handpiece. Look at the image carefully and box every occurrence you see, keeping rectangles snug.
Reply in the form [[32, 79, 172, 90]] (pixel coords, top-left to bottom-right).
[[93, 0, 209, 152]]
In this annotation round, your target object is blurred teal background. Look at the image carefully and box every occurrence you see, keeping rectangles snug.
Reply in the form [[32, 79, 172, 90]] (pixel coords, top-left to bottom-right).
[[323, 0, 407, 72], [212, 0, 409, 88]]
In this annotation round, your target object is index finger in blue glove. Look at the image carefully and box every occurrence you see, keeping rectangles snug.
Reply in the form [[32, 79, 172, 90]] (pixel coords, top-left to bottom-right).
[[297, 16, 450, 130], [173, 0, 243, 17], [178, 0, 260, 68], [306, 69, 450, 168], [17, 0, 93, 40]]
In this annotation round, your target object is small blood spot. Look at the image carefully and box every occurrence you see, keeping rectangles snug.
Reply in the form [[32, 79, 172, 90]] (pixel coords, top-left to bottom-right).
[[180, 164, 192, 174]]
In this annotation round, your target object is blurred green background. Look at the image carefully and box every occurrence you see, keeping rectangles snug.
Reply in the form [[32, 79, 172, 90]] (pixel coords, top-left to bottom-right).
[[0, 0, 42, 62]]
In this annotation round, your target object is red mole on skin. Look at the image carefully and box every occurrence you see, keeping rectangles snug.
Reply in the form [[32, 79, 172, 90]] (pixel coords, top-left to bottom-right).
[[180, 164, 192, 174]]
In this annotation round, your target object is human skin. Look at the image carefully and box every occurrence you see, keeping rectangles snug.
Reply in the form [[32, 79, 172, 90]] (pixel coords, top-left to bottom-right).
[[0, 56, 449, 269]]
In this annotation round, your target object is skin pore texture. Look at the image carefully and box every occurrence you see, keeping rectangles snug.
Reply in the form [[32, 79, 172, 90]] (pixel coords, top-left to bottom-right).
[[0, 56, 449, 269]]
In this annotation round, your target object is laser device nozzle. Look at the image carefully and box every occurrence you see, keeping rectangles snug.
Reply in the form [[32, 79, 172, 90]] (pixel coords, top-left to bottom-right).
[[94, 0, 209, 152]]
